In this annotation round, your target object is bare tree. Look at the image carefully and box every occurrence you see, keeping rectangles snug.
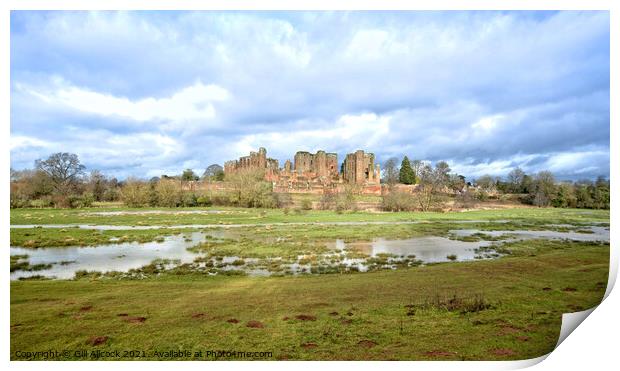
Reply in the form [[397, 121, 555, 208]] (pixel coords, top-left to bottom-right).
[[531, 171, 556, 207], [415, 163, 450, 211], [475, 175, 496, 191], [35, 152, 85, 194], [411, 160, 423, 183], [382, 157, 399, 185], [507, 167, 526, 193]]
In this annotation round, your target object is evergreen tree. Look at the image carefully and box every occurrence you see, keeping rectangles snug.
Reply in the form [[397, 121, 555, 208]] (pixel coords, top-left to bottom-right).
[[399, 156, 416, 184]]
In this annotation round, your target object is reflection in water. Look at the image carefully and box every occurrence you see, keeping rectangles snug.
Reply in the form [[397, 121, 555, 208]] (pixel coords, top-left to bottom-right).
[[10, 232, 205, 280], [450, 227, 610, 243], [339, 237, 490, 263]]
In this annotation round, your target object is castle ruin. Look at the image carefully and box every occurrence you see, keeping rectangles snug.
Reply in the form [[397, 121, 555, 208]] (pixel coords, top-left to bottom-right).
[[223, 147, 381, 192], [223, 147, 280, 181]]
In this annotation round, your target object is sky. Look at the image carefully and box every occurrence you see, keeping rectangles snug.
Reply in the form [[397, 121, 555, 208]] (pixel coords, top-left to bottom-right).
[[10, 10, 610, 181]]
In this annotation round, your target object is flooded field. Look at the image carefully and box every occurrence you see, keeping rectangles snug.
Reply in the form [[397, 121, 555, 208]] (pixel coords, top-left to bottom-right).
[[10, 224, 609, 280]]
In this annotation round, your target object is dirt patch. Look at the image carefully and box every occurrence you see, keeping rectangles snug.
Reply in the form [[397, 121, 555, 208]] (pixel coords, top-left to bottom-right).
[[125, 316, 147, 324], [282, 316, 290, 321], [498, 325, 521, 335], [562, 287, 578, 292], [491, 348, 516, 356], [424, 350, 456, 357], [357, 340, 377, 348], [227, 318, 239, 324], [301, 342, 318, 349], [117, 313, 128, 317], [329, 311, 339, 316], [406, 310, 415, 316], [87, 336, 109, 346], [516, 336, 530, 342], [542, 287, 552, 291], [79, 305, 93, 312], [346, 312, 354, 316], [246, 320, 264, 328], [295, 314, 317, 321], [191, 313, 206, 319], [340, 318, 353, 325]]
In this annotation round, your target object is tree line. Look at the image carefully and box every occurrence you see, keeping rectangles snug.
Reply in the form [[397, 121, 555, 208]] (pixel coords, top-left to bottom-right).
[[381, 157, 609, 210], [10, 153, 226, 208]]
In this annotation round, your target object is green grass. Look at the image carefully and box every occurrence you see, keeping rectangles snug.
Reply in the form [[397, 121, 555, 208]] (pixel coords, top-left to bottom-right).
[[10, 240, 608, 360], [10, 206, 610, 227], [10, 227, 194, 248]]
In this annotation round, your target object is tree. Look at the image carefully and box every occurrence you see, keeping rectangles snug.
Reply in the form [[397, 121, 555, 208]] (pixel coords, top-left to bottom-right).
[[552, 182, 577, 208], [593, 176, 610, 209], [531, 171, 556, 207], [411, 160, 423, 183], [399, 156, 416, 184], [88, 170, 106, 201], [435, 161, 451, 182], [382, 157, 399, 185], [507, 167, 526, 193], [181, 169, 199, 181], [203, 164, 224, 181], [475, 175, 495, 191], [35, 152, 86, 194], [414, 162, 451, 211], [448, 174, 466, 192]]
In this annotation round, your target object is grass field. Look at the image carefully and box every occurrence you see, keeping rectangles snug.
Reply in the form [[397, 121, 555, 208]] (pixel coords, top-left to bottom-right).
[[9, 207, 610, 361], [10, 206, 609, 226]]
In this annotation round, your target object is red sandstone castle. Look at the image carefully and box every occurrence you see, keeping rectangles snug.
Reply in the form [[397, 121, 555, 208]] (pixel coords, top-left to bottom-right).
[[224, 147, 381, 192]]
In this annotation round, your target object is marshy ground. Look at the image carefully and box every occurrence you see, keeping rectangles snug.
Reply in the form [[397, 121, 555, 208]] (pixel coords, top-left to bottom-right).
[[9, 207, 610, 360]]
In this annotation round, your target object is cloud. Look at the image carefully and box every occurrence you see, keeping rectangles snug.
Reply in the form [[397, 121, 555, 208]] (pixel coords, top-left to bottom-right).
[[10, 135, 52, 151], [16, 78, 229, 127], [10, 10, 609, 180]]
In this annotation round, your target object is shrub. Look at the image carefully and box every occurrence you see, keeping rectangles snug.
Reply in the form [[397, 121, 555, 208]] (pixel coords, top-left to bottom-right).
[[300, 199, 313, 210], [196, 195, 212, 207], [181, 193, 198, 207], [382, 190, 416, 211], [155, 179, 182, 207], [121, 179, 150, 207]]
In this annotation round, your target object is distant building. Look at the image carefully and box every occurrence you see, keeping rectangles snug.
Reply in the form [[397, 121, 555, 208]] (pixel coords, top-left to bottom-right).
[[223, 147, 381, 191]]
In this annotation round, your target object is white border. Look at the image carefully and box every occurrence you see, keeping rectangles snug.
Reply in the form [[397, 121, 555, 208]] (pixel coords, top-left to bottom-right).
[[1, 1, 616, 370]]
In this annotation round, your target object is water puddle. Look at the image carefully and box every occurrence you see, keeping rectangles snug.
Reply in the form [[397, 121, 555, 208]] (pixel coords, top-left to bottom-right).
[[451, 226, 609, 243], [330, 237, 493, 263], [10, 232, 205, 280]]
